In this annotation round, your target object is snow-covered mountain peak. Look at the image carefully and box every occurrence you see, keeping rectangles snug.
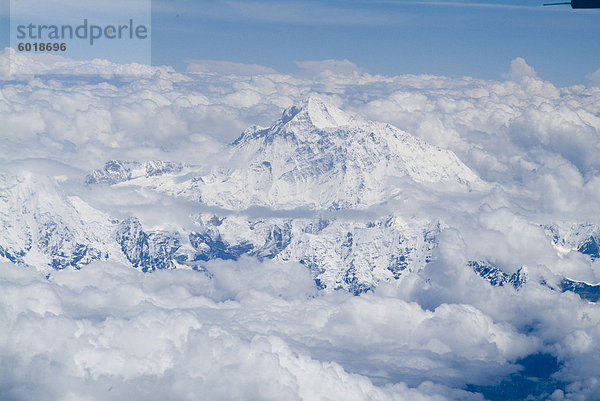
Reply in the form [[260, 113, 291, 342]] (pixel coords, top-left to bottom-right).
[[80, 99, 486, 212], [281, 96, 352, 130], [233, 97, 357, 146], [206, 99, 487, 210]]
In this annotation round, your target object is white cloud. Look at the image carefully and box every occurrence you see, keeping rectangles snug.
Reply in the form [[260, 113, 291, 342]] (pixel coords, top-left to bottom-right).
[[186, 59, 278, 76], [1, 48, 166, 79], [1, 260, 502, 400], [3, 51, 600, 400], [3, 251, 599, 400], [586, 68, 600, 85], [506, 57, 538, 82], [296, 59, 363, 78]]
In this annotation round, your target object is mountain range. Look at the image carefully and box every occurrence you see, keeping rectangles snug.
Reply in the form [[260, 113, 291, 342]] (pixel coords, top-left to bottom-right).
[[2, 97, 598, 297]]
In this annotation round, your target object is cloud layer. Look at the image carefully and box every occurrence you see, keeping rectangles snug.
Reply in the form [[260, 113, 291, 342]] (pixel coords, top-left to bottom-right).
[[2, 51, 600, 400], [0, 260, 529, 401], [2, 250, 600, 400], [3, 50, 600, 201]]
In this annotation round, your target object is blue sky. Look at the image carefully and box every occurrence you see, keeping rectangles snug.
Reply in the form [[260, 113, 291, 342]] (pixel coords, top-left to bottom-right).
[[3, 0, 600, 86]]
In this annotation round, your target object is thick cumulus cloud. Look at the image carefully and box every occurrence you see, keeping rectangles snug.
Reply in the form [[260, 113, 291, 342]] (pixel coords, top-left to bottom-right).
[[3, 255, 600, 400], [3, 49, 600, 201], [1, 260, 496, 401], [506, 57, 538, 82], [3, 50, 600, 400]]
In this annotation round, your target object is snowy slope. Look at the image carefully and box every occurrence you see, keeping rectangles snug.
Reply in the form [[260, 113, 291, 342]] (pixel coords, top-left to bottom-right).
[[185, 212, 440, 293], [0, 170, 119, 273], [545, 222, 600, 260], [196, 97, 485, 210], [0, 165, 189, 274]]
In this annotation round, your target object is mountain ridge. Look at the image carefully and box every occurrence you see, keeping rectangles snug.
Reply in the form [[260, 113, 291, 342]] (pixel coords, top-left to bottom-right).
[[204, 96, 486, 211], [1, 98, 598, 297]]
